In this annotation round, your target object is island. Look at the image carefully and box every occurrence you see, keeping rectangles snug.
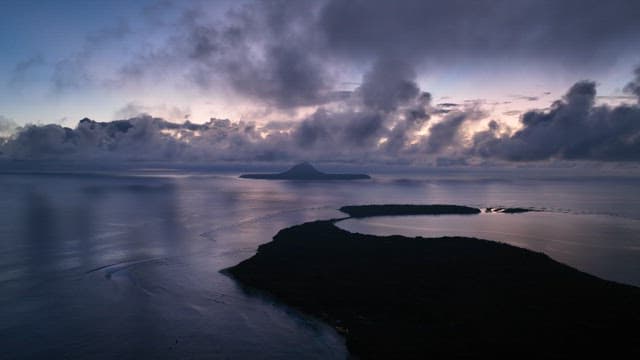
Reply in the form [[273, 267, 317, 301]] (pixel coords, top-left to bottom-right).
[[225, 205, 640, 359], [340, 204, 481, 218], [485, 207, 538, 214], [239, 162, 371, 180]]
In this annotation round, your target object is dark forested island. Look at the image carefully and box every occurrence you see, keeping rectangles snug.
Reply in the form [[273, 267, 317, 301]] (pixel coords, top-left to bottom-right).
[[226, 205, 640, 359], [340, 204, 481, 217], [239, 162, 370, 180]]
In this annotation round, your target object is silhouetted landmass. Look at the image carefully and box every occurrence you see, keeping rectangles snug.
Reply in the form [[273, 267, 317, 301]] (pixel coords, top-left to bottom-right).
[[486, 207, 538, 214], [239, 162, 370, 180], [340, 204, 481, 218], [227, 220, 640, 359]]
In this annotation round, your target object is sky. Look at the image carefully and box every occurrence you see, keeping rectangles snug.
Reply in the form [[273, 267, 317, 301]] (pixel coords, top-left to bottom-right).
[[1, 0, 640, 165]]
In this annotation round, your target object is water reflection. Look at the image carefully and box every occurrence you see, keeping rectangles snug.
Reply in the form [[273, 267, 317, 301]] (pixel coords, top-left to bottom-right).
[[1, 174, 347, 359], [1, 171, 639, 359]]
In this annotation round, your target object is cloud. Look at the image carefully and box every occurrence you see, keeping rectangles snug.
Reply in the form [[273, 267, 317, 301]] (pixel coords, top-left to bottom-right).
[[423, 111, 478, 154], [471, 79, 640, 161], [0, 116, 263, 161], [624, 65, 640, 100], [358, 58, 420, 112], [0, 58, 436, 163], [319, 0, 640, 64], [51, 0, 637, 111], [51, 19, 131, 91], [4, 67, 640, 164], [114, 102, 191, 121], [510, 95, 540, 102], [9, 55, 45, 86], [114, 1, 335, 108], [289, 58, 431, 158], [14, 0, 637, 119], [0, 116, 18, 139]]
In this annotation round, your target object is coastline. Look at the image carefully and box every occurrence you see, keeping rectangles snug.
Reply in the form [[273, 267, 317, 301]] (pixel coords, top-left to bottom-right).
[[225, 205, 640, 358]]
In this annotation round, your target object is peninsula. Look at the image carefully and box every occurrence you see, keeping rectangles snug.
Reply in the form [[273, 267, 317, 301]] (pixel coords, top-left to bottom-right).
[[239, 162, 370, 180], [339, 204, 481, 217], [226, 204, 640, 359]]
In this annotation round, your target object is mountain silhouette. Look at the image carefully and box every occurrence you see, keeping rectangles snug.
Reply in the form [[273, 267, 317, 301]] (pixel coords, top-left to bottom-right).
[[240, 162, 370, 180]]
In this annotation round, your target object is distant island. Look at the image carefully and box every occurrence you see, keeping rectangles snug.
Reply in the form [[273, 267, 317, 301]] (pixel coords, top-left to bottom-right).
[[485, 207, 538, 214], [239, 162, 370, 180], [226, 204, 640, 358], [340, 204, 481, 218]]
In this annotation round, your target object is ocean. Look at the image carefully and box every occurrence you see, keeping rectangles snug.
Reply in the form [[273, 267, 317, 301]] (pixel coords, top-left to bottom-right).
[[1, 168, 639, 359]]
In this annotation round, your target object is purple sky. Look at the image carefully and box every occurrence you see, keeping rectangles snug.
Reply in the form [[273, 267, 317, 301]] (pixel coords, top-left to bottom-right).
[[1, 0, 639, 164]]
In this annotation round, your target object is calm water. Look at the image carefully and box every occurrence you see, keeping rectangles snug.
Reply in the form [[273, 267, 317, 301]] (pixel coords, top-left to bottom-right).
[[1, 169, 639, 359]]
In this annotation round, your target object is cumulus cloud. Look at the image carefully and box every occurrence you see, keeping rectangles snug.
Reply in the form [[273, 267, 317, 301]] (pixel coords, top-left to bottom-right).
[[113, 0, 336, 108], [0, 116, 263, 161], [3, 0, 640, 165], [624, 65, 640, 100], [288, 57, 432, 159], [471, 80, 640, 161], [0, 116, 18, 138], [0, 57, 437, 163], [3, 66, 640, 164], [423, 110, 482, 155], [114, 102, 191, 121]]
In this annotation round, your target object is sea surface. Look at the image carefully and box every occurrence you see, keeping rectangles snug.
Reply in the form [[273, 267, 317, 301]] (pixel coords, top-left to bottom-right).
[[1, 168, 639, 359]]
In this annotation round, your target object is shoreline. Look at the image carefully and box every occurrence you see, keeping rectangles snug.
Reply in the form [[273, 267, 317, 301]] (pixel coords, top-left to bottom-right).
[[225, 205, 640, 358]]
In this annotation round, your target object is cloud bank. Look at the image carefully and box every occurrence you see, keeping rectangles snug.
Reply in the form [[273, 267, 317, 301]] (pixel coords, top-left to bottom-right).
[[3, 1, 640, 165], [2, 66, 639, 164], [472, 78, 640, 161]]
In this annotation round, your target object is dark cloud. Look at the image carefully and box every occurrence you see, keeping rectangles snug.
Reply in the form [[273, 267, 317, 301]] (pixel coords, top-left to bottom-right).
[[292, 59, 430, 156], [358, 58, 420, 112], [472, 80, 640, 161], [222, 44, 333, 107], [0, 58, 436, 162], [28, 0, 640, 112], [117, 0, 335, 108], [383, 92, 431, 155], [319, 0, 640, 63], [422, 109, 482, 155], [114, 102, 191, 121], [624, 65, 640, 100], [0, 116, 265, 161], [4, 0, 640, 166], [510, 95, 540, 102], [4, 70, 640, 163], [86, 0, 639, 110]]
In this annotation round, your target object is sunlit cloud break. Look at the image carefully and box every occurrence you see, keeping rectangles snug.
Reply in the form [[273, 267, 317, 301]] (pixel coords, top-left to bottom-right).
[[1, 65, 639, 163]]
